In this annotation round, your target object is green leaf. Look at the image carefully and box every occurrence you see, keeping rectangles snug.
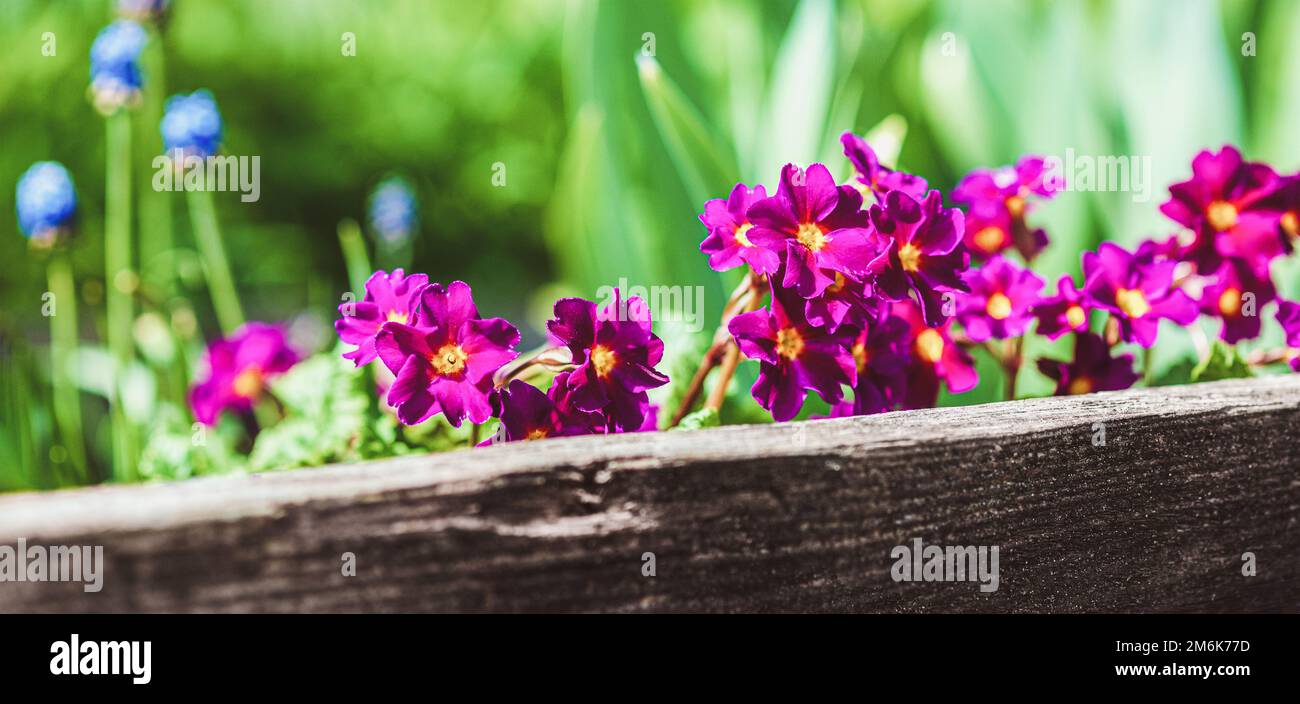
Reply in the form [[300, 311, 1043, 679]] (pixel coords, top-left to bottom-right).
[[674, 407, 720, 431], [637, 54, 739, 206], [1191, 342, 1255, 382], [756, 0, 837, 179]]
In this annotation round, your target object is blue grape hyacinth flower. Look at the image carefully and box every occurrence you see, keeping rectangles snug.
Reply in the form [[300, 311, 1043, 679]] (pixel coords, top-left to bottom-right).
[[89, 20, 148, 114], [368, 176, 419, 247], [16, 162, 77, 247], [162, 90, 224, 159]]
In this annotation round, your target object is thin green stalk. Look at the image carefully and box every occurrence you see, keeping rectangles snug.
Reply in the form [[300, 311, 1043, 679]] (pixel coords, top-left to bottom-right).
[[336, 218, 372, 294], [105, 110, 137, 481], [1142, 345, 1154, 385], [187, 187, 245, 335], [47, 251, 87, 483], [139, 32, 174, 297]]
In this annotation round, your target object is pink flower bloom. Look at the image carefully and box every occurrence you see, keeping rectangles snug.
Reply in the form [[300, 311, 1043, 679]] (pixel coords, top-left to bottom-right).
[[1032, 274, 1091, 340], [840, 131, 928, 201], [1276, 300, 1300, 371], [547, 290, 669, 431], [335, 268, 428, 367], [376, 281, 520, 427], [892, 300, 977, 409], [1081, 242, 1198, 348], [1037, 332, 1140, 396], [1159, 145, 1283, 270], [746, 163, 881, 299], [953, 156, 1057, 260], [828, 312, 910, 416], [728, 278, 857, 421], [699, 183, 780, 274], [956, 255, 1045, 341], [870, 189, 970, 326], [190, 323, 300, 425], [1199, 258, 1275, 344], [488, 373, 604, 443]]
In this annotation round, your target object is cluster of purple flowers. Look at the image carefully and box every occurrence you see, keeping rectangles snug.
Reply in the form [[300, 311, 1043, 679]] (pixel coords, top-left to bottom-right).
[[698, 138, 1300, 422], [191, 272, 670, 443], [702, 135, 981, 421]]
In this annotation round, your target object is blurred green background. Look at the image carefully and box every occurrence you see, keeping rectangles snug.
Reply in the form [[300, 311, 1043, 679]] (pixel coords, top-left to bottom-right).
[[2, 0, 1298, 490]]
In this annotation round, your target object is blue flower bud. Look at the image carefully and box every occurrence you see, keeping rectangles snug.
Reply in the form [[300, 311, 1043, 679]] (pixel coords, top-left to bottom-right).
[[89, 20, 147, 113], [162, 90, 223, 158], [368, 176, 419, 246], [16, 162, 77, 245]]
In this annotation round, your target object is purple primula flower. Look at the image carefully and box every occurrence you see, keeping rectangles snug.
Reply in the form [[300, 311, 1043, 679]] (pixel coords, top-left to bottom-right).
[[1081, 242, 1198, 348], [892, 299, 977, 409], [1260, 173, 1300, 255], [1276, 300, 1300, 371], [870, 189, 970, 326], [728, 278, 857, 421], [699, 183, 780, 274], [488, 374, 603, 443], [1032, 274, 1090, 341], [953, 156, 1056, 260], [956, 255, 1044, 341], [335, 268, 429, 367], [803, 269, 874, 333], [190, 323, 300, 425], [1037, 332, 1140, 396], [746, 163, 880, 298], [840, 131, 928, 201], [376, 281, 520, 427], [547, 290, 669, 431], [1199, 258, 1275, 344], [828, 313, 910, 416], [1159, 145, 1283, 270]]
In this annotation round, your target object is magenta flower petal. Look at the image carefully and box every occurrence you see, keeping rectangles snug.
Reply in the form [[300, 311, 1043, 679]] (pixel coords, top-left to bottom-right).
[[1082, 242, 1197, 348], [699, 183, 780, 274], [189, 322, 300, 425], [1037, 332, 1139, 396], [334, 269, 428, 367], [1033, 275, 1091, 340], [546, 289, 669, 431], [956, 255, 1045, 341], [728, 277, 856, 421]]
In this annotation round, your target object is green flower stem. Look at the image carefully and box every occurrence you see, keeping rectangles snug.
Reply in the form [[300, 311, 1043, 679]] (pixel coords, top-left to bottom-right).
[[187, 187, 245, 335], [139, 32, 174, 296], [1142, 345, 1154, 385], [336, 218, 372, 295], [105, 110, 137, 481], [47, 251, 87, 483]]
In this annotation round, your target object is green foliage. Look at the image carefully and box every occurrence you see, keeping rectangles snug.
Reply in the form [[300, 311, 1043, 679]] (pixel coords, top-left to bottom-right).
[[1191, 341, 1255, 383], [674, 407, 720, 431]]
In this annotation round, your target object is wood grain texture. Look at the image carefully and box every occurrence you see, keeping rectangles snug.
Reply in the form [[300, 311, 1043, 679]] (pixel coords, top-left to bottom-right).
[[1, 377, 1298, 613]]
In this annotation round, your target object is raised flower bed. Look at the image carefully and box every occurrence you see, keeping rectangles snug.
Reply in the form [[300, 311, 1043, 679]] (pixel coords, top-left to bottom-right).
[[1, 376, 1296, 613]]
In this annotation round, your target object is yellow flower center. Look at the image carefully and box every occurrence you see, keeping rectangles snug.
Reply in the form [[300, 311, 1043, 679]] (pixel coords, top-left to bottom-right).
[[985, 292, 1013, 320], [1067, 376, 1093, 395], [1065, 304, 1086, 329], [851, 339, 868, 374], [734, 222, 755, 248], [1281, 211, 1299, 239], [776, 327, 805, 360], [386, 310, 409, 324], [1206, 200, 1238, 232], [915, 328, 944, 364], [430, 343, 468, 376], [898, 243, 922, 272], [231, 367, 264, 399], [525, 428, 549, 441], [973, 226, 1005, 253], [827, 271, 847, 294], [1115, 287, 1151, 319], [795, 222, 828, 252], [1218, 287, 1242, 317], [1005, 195, 1026, 219], [590, 344, 618, 377]]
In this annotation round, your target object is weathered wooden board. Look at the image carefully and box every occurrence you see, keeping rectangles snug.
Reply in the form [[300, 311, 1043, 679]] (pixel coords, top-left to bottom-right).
[[1, 376, 1297, 613]]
